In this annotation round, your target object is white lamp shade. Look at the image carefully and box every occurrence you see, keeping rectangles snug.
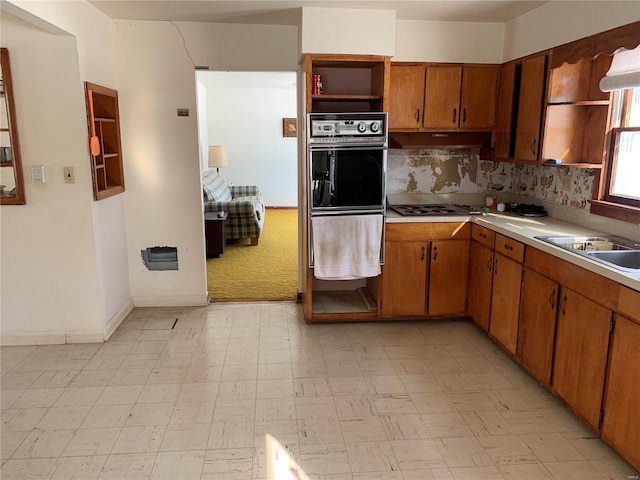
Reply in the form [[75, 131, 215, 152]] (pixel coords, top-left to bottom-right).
[[600, 45, 640, 92], [208, 146, 228, 168]]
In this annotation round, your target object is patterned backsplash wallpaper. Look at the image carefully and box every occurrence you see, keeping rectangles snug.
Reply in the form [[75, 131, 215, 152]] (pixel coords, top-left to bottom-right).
[[387, 148, 598, 210]]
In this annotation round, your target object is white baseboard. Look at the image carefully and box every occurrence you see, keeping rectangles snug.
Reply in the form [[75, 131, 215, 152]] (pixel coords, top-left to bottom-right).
[[102, 298, 134, 341], [1, 332, 66, 346], [132, 295, 209, 307], [66, 331, 104, 344]]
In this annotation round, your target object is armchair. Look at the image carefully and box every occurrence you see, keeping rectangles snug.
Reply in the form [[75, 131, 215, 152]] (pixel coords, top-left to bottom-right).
[[202, 170, 265, 245]]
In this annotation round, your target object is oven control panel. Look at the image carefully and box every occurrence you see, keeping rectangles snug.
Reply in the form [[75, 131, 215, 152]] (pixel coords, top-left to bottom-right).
[[308, 113, 387, 141]]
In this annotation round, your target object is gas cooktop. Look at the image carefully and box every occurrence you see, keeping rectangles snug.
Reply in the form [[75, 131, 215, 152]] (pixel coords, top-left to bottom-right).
[[390, 204, 482, 216]]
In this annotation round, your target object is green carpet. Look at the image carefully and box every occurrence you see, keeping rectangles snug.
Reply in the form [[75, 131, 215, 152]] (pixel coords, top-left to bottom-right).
[[207, 208, 298, 302]]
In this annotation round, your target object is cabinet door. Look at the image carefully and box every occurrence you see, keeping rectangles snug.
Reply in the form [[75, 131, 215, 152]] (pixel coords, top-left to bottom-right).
[[552, 288, 612, 430], [424, 66, 462, 129], [602, 315, 640, 470], [495, 62, 516, 159], [460, 66, 498, 129], [514, 54, 547, 163], [428, 240, 470, 316], [489, 253, 522, 354], [467, 241, 494, 331], [518, 268, 558, 385], [389, 65, 425, 129], [381, 241, 428, 317]]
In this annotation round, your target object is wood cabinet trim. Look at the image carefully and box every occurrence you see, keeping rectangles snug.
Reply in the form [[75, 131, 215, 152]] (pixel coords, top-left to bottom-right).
[[550, 20, 640, 69]]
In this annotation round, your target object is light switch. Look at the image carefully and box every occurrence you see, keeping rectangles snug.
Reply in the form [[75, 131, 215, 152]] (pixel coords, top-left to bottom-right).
[[31, 165, 46, 183], [63, 167, 75, 184]]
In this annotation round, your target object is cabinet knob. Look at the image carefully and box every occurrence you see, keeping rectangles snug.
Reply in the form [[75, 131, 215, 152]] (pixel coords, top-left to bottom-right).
[[549, 289, 556, 310], [462, 108, 467, 123], [421, 246, 425, 261], [452, 108, 457, 124], [415, 109, 420, 124], [433, 246, 438, 261], [530, 139, 537, 155]]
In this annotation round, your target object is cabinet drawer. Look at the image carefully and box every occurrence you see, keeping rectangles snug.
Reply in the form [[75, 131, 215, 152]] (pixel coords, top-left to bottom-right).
[[386, 222, 470, 242], [619, 287, 640, 323], [471, 224, 495, 249], [494, 234, 525, 263]]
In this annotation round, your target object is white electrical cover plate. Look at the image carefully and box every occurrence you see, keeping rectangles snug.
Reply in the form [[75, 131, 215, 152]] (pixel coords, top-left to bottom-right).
[[31, 165, 46, 183]]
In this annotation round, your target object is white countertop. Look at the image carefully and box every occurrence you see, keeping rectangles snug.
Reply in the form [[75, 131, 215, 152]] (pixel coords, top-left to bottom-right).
[[385, 209, 640, 292]]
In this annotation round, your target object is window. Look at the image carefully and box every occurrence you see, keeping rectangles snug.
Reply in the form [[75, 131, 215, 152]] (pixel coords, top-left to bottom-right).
[[592, 86, 640, 222], [607, 87, 640, 205]]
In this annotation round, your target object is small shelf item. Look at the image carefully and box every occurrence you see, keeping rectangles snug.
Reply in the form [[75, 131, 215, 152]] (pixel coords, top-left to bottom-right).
[[85, 82, 125, 200]]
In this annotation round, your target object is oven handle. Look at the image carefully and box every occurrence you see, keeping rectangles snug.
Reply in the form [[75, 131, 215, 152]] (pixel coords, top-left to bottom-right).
[[309, 143, 387, 151], [310, 208, 385, 216]]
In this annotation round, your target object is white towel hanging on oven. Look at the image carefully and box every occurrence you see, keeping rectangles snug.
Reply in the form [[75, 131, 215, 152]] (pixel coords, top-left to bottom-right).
[[312, 214, 383, 280]]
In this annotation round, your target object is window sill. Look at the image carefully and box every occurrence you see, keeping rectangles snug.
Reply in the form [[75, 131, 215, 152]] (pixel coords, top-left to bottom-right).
[[590, 200, 640, 224]]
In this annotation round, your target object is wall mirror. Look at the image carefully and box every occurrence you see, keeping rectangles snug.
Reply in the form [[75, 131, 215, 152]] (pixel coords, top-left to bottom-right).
[[1, 48, 26, 205]]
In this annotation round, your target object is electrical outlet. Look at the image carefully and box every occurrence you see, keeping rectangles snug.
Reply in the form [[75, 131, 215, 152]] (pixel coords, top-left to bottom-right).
[[63, 167, 75, 184], [31, 165, 46, 183], [177, 108, 189, 117]]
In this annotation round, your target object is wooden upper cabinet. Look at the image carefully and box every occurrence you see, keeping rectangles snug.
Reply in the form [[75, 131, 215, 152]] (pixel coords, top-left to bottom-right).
[[514, 54, 548, 163], [541, 54, 612, 166], [460, 66, 498, 129], [303, 54, 390, 113], [389, 63, 498, 131], [388, 65, 425, 129], [494, 62, 517, 160], [424, 66, 463, 129]]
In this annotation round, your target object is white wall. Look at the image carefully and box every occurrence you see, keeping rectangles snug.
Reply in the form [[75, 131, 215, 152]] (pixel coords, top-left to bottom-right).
[[301, 7, 396, 56], [503, 1, 640, 61], [113, 20, 299, 306], [201, 72, 298, 207], [394, 20, 504, 63], [3, 1, 133, 341], [0, 13, 104, 344]]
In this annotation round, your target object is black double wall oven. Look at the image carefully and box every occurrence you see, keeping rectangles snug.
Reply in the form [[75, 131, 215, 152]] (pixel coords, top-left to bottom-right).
[[307, 112, 387, 268]]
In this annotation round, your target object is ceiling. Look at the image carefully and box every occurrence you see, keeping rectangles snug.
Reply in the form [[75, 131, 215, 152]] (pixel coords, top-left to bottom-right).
[[88, 0, 549, 25]]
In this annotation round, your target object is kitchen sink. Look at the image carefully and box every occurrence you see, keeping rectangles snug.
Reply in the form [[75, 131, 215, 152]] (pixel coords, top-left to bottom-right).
[[535, 235, 640, 272], [585, 250, 640, 271]]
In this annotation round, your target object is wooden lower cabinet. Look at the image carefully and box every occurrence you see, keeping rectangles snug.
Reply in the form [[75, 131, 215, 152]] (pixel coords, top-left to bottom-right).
[[380, 241, 428, 317], [428, 240, 469, 316], [467, 241, 494, 331], [489, 253, 522, 354], [602, 314, 640, 470], [517, 268, 558, 385], [552, 288, 612, 430]]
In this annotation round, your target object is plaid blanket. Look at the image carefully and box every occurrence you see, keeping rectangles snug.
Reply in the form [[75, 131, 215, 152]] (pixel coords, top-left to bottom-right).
[[202, 171, 264, 241]]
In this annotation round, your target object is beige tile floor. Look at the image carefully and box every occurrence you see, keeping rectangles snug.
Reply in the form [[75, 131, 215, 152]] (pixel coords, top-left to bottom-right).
[[1, 302, 638, 480]]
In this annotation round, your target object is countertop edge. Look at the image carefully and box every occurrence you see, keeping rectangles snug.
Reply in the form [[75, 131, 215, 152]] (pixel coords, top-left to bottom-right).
[[386, 210, 640, 292]]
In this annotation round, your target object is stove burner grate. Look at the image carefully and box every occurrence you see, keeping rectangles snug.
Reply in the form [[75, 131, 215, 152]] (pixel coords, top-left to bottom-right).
[[390, 204, 481, 216]]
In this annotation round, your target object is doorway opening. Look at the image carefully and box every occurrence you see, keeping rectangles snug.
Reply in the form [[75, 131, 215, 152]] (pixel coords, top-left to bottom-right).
[[195, 71, 299, 302]]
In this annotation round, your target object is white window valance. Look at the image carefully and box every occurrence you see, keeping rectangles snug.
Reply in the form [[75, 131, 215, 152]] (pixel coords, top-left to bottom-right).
[[600, 44, 640, 92]]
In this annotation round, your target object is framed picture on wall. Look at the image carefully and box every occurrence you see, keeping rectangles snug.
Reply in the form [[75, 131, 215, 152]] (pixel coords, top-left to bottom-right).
[[283, 118, 297, 137]]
